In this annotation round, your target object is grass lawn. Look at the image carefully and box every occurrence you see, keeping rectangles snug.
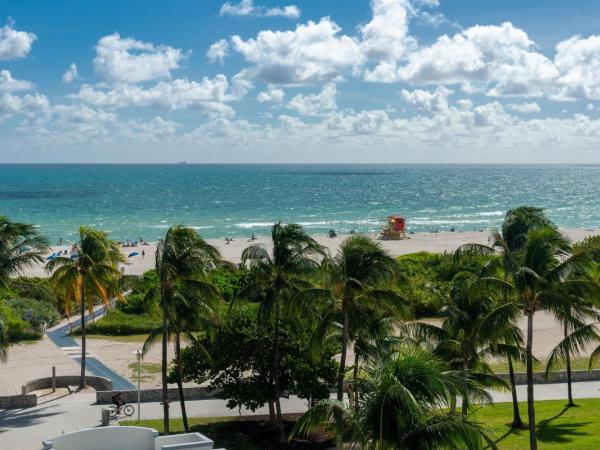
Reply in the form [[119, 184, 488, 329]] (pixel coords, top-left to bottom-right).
[[127, 361, 161, 382], [472, 398, 600, 449], [121, 415, 331, 450]]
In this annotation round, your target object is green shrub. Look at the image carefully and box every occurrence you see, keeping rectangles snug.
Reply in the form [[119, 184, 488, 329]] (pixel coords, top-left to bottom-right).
[[116, 293, 147, 315], [0, 302, 42, 341], [5, 297, 60, 327], [396, 251, 495, 316], [82, 309, 161, 335]]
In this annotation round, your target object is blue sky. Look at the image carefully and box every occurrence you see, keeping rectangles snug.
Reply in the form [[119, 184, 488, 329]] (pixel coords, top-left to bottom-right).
[[1, 0, 600, 163]]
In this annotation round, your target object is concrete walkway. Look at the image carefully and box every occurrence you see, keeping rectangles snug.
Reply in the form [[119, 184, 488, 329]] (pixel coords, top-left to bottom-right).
[[46, 307, 135, 391]]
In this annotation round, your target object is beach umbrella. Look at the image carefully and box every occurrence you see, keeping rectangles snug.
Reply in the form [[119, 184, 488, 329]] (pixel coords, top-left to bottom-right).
[[46, 254, 55, 260], [128, 252, 139, 258]]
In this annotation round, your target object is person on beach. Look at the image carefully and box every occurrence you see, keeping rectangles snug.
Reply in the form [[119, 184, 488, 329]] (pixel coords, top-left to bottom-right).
[[141, 249, 145, 259]]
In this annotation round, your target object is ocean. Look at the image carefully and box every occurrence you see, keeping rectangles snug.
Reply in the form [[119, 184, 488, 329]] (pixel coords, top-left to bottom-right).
[[0, 164, 599, 244]]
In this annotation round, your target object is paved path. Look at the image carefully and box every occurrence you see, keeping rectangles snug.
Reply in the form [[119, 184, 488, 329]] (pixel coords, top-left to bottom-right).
[[46, 308, 135, 390]]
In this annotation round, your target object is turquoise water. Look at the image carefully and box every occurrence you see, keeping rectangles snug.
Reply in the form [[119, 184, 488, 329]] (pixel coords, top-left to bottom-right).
[[0, 164, 599, 243]]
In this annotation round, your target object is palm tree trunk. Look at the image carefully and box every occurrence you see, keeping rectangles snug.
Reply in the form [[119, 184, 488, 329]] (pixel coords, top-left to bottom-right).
[[508, 355, 523, 428], [526, 311, 537, 450], [337, 303, 349, 402], [449, 395, 457, 415], [564, 321, 574, 407], [161, 311, 170, 434], [175, 333, 189, 432], [461, 357, 468, 416], [79, 277, 86, 389], [353, 349, 359, 412], [272, 300, 285, 442]]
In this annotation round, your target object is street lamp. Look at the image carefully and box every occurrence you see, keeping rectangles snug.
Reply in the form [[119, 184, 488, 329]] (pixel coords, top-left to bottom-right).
[[133, 349, 142, 421]]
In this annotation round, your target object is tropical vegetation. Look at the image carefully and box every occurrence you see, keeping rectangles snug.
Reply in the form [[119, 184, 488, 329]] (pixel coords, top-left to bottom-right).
[[2, 207, 600, 450]]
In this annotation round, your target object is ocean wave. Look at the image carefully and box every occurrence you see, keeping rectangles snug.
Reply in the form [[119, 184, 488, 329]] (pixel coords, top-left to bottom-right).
[[235, 222, 274, 229]]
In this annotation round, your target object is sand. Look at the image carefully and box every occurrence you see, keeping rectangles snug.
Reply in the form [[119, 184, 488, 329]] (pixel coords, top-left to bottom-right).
[[21, 227, 600, 278]]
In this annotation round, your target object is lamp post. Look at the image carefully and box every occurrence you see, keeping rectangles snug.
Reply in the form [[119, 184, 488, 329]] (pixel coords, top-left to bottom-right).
[[133, 350, 142, 421]]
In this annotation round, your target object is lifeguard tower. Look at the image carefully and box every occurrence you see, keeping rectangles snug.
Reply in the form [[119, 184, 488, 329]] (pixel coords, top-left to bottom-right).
[[380, 215, 408, 240]]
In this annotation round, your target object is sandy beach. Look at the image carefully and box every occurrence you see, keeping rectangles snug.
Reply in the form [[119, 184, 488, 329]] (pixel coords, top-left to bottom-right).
[[22, 228, 600, 278]]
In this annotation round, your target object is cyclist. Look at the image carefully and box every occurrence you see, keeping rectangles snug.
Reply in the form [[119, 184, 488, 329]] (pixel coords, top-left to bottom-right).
[[111, 392, 125, 413]]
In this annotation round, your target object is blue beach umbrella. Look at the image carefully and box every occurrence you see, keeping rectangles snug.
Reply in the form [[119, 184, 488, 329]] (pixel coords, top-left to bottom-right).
[[128, 252, 139, 258]]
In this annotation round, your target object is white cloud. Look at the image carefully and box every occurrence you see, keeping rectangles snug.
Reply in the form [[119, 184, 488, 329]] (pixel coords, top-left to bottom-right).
[[554, 35, 600, 100], [0, 22, 36, 60], [506, 102, 541, 113], [220, 0, 301, 19], [400, 86, 453, 112], [257, 85, 285, 103], [62, 63, 78, 84], [94, 33, 184, 84], [587, 103, 594, 111], [360, 0, 414, 62], [0, 70, 32, 92], [207, 39, 230, 64], [0, 92, 49, 121], [371, 22, 558, 99], [287, 82, 337, 116], [72, 74, 247, 118], [231, 17, 363, 84]]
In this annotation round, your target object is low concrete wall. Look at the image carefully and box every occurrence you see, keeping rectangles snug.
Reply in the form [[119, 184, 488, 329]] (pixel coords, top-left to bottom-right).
[[498, 369, 600, 385], [96, 386, 215, 404], [0, 393, 37, 409], [23, 375, 112, 394]]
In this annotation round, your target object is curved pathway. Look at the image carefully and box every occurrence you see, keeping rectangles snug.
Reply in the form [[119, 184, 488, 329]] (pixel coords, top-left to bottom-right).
[[46, 308, 134, 391]]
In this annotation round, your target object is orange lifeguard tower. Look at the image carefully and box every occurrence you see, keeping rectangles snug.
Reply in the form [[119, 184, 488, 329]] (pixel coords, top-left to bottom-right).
[[380, 215, 408, 240]]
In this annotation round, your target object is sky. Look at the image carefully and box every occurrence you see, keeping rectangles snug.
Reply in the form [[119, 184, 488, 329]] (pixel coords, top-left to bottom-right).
[[2, 0, 600, 163]]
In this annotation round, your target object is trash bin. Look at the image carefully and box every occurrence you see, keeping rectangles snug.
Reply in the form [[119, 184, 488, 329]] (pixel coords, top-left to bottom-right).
[[101, 408, 111, 426]]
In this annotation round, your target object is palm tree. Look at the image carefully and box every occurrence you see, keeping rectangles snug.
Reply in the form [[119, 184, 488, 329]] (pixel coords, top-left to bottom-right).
[[299, 235, 409, 403], [0, 216, 48, 361], [456, 205, 553, 428], [142, 276, 222, 432], [291, 345, 497, 449], [544, 285, 600, 406], [415, 276, 516, 415], [0, 311, 9, 362], [473, 227, 592, 450], [144, 226, 222, 434], [0, 215, 48, 287], [241, 222, 324, 441], [47, 227, 124, 389]]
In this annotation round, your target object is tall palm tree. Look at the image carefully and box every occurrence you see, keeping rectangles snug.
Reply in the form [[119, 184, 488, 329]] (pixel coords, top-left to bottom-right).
[[0, 311, 8, 362], [544, 285, 600, 406], [299, 235, 409, 403], [456, 205, 553, 428], [241, 222, 324, 441], [0, 216, 48, 287], [47, 227, 124, 389], [142, 278, 222, 432], [414, 276, 516, 415], [144, 226, 222, 434], [473, 227, 592, 450], [291, 345, 497, 450]]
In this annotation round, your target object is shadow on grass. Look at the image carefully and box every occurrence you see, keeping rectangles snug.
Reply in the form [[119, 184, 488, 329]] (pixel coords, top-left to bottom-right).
[[490, 405, 591, 448], [536, 406, 591, 445]]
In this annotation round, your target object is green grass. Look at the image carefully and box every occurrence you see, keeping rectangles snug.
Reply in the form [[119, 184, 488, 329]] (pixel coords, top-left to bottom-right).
[[472, 398, 600, 449], [120, 417, 261, 450], [128, 361, 161, 382]]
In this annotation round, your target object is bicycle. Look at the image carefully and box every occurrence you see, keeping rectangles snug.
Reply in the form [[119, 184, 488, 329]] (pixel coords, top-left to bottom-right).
[[107, 403, 135, 418]]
